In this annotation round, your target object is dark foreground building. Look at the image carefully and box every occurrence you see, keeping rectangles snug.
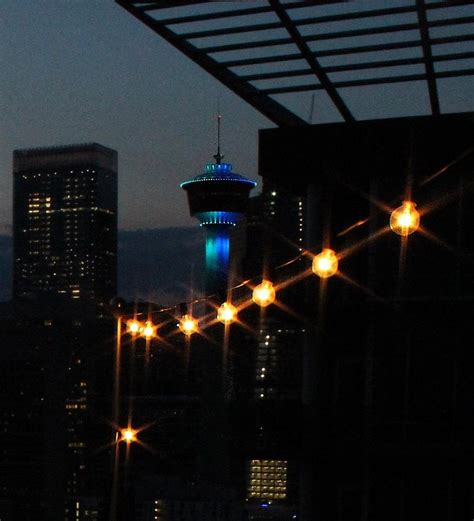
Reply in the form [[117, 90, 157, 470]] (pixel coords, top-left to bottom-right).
[[121, 114, 474, 521], [257, 113, 474, 520], [105, 2, 474, 518], [0, 300, 114, 521]]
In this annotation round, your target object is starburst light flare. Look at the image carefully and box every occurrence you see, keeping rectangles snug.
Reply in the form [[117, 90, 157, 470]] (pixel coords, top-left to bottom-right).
[[217, 302, 238, 324], [127, 320, 140, 335], [252, 280, 276, 307], [179, 314, 198, 335], [142, 321, 155, 339], [312, 248, 339, 278], [390, 201, 420, 236], [120, 428, 137, 444]]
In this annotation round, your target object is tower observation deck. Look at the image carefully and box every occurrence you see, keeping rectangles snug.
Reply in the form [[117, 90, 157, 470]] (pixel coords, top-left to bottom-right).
[[181, 156, 256, 294]]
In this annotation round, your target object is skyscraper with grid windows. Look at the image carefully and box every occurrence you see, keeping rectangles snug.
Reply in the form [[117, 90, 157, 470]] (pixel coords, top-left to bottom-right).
[[13, 143, 117, 304]]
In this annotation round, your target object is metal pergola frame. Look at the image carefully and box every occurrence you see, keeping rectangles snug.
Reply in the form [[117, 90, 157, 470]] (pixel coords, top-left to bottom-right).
[[116, 0, 474, 126]]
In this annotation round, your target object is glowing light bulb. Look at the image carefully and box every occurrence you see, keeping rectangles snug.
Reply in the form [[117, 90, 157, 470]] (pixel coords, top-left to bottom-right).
[[121, 428, 136, 444], [252, 280, 276, 307], [142, 322, 154, 338], [217, 302, 238, 324], [127, 320, 140, 335], [179, 314, 198, 336], [312, 248, 338, 278], [390, 201, 420, 236]]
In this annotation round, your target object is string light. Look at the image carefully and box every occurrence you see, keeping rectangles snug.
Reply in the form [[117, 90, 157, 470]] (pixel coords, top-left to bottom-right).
[[252, 280, 276, 307], [127, 320, 140, 335], [142, 321, 155, 339], [312, 248, 338, 278], [111, 146, 470, 328], [120, 428, 137, 444], [217, 302, 238, 324], [390, 201, 420, 236], [179, 314, 198, 335]]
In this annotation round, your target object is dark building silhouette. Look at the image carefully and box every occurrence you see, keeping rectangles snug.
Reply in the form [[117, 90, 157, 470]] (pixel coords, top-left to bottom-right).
[[257, 113, 474, 520], [233, 191, 306, 520], [0, 300, 113, 521], [1, 143, 119, 521], [13, 143, 117, 304]]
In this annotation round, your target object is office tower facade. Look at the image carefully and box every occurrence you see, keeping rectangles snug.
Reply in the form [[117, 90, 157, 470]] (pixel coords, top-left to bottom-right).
[[13, 143, 117, 303]]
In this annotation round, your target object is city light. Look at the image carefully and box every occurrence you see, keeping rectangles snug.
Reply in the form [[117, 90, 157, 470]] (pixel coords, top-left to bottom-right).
[[390, 201, 420, 236], [252, 280, 276, 307], [217, 302, 238, 324], [312, 248, 338, 278], [179, 314, 198, 335]]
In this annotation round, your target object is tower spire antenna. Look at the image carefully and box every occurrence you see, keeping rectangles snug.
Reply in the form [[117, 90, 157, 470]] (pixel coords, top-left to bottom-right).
[[214, 111, 223, 164]]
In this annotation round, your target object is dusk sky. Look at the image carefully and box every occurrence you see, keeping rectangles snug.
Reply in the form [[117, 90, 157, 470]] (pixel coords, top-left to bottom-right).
[[0, 1, 271, 233], [1, 1, 473, 233]]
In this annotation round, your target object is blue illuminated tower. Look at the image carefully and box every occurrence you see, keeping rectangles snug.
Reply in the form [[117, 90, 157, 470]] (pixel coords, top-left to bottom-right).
[[181, 137, 256, 295], [181, 129, 256, 488]]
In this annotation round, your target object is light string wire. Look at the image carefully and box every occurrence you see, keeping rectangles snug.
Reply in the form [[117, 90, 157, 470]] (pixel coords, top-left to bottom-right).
[[116, 142, 473, 326]]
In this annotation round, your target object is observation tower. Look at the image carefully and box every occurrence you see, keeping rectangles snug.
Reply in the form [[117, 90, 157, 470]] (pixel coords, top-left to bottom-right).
[[181, 123, 256, 295]]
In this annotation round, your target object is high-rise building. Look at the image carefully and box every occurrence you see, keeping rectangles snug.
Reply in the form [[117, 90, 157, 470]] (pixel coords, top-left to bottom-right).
[[13, 143, 117, 304], [1, 143, 118, 520]]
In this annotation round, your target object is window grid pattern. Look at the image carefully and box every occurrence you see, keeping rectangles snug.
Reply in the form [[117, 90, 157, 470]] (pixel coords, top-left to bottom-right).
[[247, 459, 288, 500]]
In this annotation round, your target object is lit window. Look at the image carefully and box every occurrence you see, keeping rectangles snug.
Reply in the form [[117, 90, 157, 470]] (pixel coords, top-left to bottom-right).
[[247, 459, 287, 500]]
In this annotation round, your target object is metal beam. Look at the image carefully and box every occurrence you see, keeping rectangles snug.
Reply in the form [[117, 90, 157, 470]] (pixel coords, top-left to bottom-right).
[[268, 0, 353, 122], [240, 52, 474, 81], [221, 34, 474, 68], [179, 6, 474, 40], [119, 0, 474, 124], [116, 0, 307, 127], [158, 0, 473, 26], [416, 0, 440, 115], [199, 16, 474, 54], [262, 68, 474, 94], [140, 0, 347, 14]]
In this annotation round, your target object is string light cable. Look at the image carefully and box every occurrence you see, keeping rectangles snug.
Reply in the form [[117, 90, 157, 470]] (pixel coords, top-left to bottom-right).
[[113, 142, 473, 334]]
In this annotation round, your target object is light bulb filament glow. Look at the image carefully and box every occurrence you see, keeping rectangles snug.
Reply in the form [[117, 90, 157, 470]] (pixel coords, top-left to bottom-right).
[[127, 320, 140, 335], [217, 302, 238, 324], [312, 248, 338, 278], [252, 280, 276, 307], [390, 201, 420, 236], [142, 322, 154, 338], [120, 428, 137, 444], [179, 314, 198, 335]]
